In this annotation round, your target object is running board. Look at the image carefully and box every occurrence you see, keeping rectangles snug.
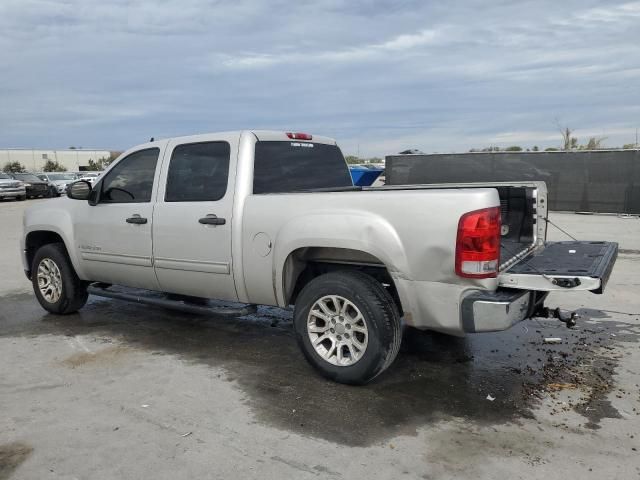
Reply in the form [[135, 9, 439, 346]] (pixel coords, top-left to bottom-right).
[[87, 284, 257, 317]]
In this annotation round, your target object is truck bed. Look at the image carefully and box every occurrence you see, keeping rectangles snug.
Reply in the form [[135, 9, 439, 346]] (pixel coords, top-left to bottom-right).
[[366, 181, 545, 270]]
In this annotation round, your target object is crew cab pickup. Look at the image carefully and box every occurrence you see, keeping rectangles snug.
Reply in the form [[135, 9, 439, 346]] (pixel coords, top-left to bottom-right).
[[21, 131, 618, 384]]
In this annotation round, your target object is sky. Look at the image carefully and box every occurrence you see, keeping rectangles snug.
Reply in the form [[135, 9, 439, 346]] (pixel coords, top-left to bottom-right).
[[1, 0, 639, 157]]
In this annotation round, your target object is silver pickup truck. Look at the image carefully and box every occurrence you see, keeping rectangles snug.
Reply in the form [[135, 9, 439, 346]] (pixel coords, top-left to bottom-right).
[[21, 130, 618, 384]]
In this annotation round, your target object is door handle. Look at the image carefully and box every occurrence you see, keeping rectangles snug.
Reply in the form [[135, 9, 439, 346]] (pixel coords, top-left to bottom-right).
[[126, 215, 148, 224], [198, 214, 226, 226]]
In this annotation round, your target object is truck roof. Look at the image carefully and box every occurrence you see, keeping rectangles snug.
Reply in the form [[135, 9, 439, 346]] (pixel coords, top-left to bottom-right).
[[250, 130, 337, 145], [127, 131, 338, 153]]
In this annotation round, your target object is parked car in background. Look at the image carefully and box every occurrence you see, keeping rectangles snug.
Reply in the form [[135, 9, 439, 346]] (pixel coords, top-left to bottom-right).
[[0, 172, 26, 201], [9, 173, 50, 198], [36, 172, 78, 197], [78, 172, 101, 185]]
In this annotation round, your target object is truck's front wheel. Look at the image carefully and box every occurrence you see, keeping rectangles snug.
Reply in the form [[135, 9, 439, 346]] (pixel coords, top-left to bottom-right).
[[293, 271, 402, 385], [32, 243, 88, 314]]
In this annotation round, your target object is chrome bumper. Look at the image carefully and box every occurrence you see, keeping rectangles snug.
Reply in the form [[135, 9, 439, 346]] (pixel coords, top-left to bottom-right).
[[461, 289, 547, 333], [0, 188, 26, 198]]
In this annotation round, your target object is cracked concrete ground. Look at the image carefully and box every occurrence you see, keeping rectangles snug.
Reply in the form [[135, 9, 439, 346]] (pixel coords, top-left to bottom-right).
[[1, 199, 639, 479]]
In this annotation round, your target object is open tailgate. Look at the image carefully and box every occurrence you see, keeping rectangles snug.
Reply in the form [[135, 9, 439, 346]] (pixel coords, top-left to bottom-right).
[[498, 241, 618, 293]]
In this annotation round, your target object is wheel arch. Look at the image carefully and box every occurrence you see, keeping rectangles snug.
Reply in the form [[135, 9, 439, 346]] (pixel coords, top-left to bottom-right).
[[24, 228, 80, 280], [263, 211, 413, 320], [280, 246, 405, 315], [22, 204, 87, 280]]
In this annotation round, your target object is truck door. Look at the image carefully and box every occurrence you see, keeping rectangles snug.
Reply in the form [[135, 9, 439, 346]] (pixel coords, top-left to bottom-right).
[[152, 134, 238, 301], [74, 146, 162, 289]]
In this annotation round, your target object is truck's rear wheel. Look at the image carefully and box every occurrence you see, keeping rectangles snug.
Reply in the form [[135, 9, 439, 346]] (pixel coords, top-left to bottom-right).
[[293, 271, 401, 385], [32, 243, 88, 314]]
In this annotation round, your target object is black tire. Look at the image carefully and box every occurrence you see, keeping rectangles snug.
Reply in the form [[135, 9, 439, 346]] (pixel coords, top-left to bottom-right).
[[32, 243, 88, 314], [18, 195, 26, 201], [293, 271, 402, 385]]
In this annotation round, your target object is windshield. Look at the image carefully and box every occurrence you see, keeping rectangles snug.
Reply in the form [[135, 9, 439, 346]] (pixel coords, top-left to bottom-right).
[[253, 141, 353, 194], [47, 173, 76, 181], [0, 173, 10, 179], [13, 174, 42, 182]]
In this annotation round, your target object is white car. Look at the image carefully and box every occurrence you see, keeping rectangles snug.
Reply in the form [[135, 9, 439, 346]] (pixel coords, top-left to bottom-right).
[[36, 172, 78, 197], [78, 172, 101, 185]]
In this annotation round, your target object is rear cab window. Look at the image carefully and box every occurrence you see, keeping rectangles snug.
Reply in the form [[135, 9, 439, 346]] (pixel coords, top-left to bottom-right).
[[253, 141, 352, 194]]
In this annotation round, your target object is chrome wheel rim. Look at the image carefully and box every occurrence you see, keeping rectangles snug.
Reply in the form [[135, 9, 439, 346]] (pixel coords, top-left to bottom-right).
[[37, 258, 62, 303], [307, 295, 369, 366]]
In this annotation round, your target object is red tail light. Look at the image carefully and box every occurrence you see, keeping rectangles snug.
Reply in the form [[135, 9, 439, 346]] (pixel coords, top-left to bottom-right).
[[455, 207, 501, 278], [286, 132, 313, 140]]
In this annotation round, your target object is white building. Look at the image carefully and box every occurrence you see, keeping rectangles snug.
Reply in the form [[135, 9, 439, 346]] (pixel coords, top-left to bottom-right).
[[0, 149, 112, 172]]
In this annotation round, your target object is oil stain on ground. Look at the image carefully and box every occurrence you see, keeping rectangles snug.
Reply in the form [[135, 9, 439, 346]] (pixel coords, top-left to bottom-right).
[[0, 442, 33, 480], [60, 345, 132, 368], [1, 292, 637, 446]]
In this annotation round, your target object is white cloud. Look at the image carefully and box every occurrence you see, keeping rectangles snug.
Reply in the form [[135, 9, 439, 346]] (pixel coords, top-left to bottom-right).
[[0, 0, 638, 155], [218, 28, 441, 69], [574, 1, 640, 23]]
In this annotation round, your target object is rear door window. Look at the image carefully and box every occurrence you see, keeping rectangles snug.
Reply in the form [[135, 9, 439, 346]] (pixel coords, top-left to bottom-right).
[[253, 141, 352, 194], [165, 142, 230, 202]]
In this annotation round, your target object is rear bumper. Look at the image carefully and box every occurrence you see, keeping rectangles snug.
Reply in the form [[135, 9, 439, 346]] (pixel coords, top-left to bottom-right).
[[461, 289, 548, 333]]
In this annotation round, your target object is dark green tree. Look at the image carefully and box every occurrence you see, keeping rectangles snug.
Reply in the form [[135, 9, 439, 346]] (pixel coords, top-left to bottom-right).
[[584, 136, 606, 150], [42, 160, 67, 172], [2, 161, 26, 173], [86, 156, 116, 171]]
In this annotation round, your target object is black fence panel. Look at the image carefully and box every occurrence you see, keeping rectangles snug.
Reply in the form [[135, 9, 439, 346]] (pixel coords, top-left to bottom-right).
[[385, 150, 640, 214]]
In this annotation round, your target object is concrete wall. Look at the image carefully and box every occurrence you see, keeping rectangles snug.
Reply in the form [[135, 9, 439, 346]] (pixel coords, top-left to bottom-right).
[[0, 149, 111, 172], [385, 149, 640, 214]]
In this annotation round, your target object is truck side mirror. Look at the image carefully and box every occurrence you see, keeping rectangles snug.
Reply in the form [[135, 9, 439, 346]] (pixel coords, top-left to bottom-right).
[[67, 180, 92, 201]]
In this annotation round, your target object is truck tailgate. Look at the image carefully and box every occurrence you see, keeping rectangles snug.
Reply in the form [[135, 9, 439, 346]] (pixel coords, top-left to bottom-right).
[[498, 241, 618, 293]]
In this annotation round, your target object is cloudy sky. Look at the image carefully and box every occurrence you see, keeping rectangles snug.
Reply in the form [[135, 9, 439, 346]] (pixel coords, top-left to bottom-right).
[[1, 0, 639, 156]]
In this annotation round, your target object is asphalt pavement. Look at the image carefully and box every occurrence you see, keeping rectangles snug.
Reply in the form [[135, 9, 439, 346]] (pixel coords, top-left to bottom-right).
[[1, 198, 638, 479]]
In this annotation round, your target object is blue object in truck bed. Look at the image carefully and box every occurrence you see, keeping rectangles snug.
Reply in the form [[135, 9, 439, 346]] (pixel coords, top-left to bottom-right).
[[349, 165, 384, 186]]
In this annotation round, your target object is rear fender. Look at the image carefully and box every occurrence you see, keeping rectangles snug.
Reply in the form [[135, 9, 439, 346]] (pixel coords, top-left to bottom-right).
[[273, 212, 411, 306]]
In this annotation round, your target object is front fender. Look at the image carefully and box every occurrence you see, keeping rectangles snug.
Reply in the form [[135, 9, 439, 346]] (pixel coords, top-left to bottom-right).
[[272, 210, 410, 305], [22, 205, 86, 279]]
